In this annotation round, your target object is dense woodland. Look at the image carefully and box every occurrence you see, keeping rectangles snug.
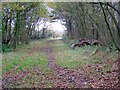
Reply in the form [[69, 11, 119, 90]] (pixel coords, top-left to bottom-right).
[[1, 2, 120, 88], [1, 2, 120, 51]]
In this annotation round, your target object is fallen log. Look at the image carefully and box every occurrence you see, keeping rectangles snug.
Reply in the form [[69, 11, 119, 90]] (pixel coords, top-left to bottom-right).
[[69, 39, 102, 49]]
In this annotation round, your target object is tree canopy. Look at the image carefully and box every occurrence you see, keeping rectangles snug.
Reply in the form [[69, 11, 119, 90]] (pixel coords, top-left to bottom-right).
[[1, 2, 120, 52]]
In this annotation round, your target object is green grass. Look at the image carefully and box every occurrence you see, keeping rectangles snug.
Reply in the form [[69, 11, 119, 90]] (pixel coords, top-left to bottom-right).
[[52, 40, 117, 69], [2, 39, 118, 88], [16, 52, 48, 73], [53, 44, 91, 68], [2, 39, 117, 73], [2, 52, 27, 73], [2, 40, 48, 74]]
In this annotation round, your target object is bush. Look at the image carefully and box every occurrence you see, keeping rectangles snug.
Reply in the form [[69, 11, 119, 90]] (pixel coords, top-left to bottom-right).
[[2, 44, 11, 52]]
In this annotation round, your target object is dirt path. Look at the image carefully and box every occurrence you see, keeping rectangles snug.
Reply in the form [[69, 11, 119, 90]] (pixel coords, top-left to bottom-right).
[[2, 40, 119, 88], [44, 47, 91, 88]]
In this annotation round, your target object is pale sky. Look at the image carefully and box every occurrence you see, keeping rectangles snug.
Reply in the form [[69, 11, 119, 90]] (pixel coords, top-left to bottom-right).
[[35, 19, 66, 33], [50, 21, 66, 33]]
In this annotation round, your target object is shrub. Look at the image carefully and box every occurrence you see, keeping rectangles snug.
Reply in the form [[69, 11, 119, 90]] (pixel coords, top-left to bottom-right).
[[2, 44, 11, 52]]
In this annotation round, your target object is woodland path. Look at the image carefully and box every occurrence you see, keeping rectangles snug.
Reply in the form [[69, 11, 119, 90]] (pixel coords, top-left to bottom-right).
[[2, 41, 90, 88], [44, 46, 90, 88], [2, 40, 119, 88]]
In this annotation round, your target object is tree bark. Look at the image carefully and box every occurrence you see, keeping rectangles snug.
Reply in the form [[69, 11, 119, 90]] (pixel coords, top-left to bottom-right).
[[100, 3, 120, 51]]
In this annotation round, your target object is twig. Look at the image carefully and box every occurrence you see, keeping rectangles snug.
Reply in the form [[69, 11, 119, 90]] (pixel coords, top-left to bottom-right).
[[92, 48, 99, 56]]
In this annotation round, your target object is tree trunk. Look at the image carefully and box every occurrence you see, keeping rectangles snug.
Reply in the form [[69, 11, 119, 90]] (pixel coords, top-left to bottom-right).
[[2, 17, 8, 44], [66, 16, 73, 39], [8, 18, 12, 43], [118, 2, 120, 49], [100, 3, 120, 51]]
